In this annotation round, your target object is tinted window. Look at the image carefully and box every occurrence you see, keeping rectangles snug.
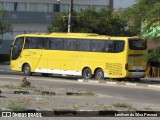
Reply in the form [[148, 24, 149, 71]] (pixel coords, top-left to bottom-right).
[[114, 41, 125, 52], [77, 40, 90, 51], [54, 4, 60, 12], [64, 39, 77, 50], [24, 37, 37, 49], [129, 39, 147, 50], [12, 37, 24, 60], [37, 38, 50, 49], [104, 40, 124, 53], [23, 37, 124, 53], [50, 38, 63, 50], [24, 37, 50, 49], [91, 40, 105, 52], [105, 40, 114, 52]]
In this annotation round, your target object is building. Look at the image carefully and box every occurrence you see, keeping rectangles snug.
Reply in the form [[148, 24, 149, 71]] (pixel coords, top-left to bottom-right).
[[0, 0, 113, 54], [114, 0, 136, 9]]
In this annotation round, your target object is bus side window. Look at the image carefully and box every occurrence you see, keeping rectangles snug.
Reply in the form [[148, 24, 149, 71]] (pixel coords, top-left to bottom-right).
[[24, 37, 37, 49], [43, 38, 50, 49], [114, 41, 124, 52], [24, 38, 31, 49], [105, 41, 113, 52], [91, 40, 105, 52], [50, 38, 63, 50], [98, 40, 105, 52], [37, 38, 49, 49], [64, 39, 76, 51], [91, 41, 96, 51], [50, 39, 56, 49], [77, 39, 90, 51], [30, 38, 37, 49]]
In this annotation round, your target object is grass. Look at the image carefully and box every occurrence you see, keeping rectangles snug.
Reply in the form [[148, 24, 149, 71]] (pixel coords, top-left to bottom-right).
[[144, 107, 152, 110], [2, 84, 43, 91], [94, 104, 111, 110], [72, 104, 79, 110], [7, 102, 26, 111], [112, 103, 135, 110]]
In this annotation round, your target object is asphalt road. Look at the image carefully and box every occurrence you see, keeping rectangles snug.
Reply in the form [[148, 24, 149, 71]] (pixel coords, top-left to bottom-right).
[[1, 65, 160, 119], [0, 68, 160, 110]]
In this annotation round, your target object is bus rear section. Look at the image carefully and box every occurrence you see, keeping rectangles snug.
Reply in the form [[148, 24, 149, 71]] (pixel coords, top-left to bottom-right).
[[125, 38, 147, 79]]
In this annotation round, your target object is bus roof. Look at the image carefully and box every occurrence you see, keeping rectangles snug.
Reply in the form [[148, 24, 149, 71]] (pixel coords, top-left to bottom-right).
[[15, 32, 138, 40]]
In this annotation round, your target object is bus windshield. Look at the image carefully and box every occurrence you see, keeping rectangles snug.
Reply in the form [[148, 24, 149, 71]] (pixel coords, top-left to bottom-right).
[[128, 39, 147, 50], [11, 37, 24, 60]]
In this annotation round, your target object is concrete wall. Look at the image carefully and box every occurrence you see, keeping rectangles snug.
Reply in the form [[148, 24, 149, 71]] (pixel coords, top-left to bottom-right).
[[4, 11, 57, 23], [0, 0, 113, 54], [0, 0, 111, 6], [0, 40, 12, 54]]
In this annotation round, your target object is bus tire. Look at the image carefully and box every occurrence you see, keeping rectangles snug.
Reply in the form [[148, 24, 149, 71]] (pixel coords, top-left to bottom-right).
[[82, 68, 92, 80], [95, 69, 104, 80], [23, 64, 32, 76]]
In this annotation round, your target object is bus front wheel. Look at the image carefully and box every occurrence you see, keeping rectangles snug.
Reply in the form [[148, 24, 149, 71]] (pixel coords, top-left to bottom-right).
[[23, 64, 32, 76], [95, 69, 104, 80], [82, 68, 92, 80]]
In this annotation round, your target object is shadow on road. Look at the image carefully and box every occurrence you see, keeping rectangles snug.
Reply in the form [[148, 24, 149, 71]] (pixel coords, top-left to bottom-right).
[[0, 64, 160, 85]]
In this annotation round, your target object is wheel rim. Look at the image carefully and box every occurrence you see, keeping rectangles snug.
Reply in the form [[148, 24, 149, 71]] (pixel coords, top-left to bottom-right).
[[97, 72, 103, 79], [83, 68, 92, 79], [95, 69, 104, 80], [85, 72, 91, 79], [24, 66, 30, 74]]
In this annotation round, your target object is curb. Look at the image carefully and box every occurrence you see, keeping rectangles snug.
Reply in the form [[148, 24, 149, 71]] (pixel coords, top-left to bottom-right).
[[0, 90, 92, 96], [0, 109, 159, 117], [78, 79, 160, 89]]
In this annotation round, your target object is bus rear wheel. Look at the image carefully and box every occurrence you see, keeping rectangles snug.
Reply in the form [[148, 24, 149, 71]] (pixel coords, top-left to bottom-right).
[[82, 68, 92, 80], [95, 69, 104, 80], [23, 64, 32, 76]]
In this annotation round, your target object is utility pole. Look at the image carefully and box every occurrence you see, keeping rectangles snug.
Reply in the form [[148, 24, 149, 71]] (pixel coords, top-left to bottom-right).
[[68, 0, 73, 33], [57, 0, 73, 33]]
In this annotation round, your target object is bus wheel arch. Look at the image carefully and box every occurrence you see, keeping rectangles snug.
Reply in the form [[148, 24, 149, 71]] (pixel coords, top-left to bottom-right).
[[82, 67, 92, 80], [22, 63, 32, 76], [94, 68, 104, 80]]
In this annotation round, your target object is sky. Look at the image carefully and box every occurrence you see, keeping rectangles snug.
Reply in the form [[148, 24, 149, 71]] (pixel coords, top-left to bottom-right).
[[114, 0, 137, 9]]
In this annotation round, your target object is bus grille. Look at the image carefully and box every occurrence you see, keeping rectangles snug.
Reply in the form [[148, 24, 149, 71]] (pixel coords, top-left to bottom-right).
[[107, 63, 123, 77]]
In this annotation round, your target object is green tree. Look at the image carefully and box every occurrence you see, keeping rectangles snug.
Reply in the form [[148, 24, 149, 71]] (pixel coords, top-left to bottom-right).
[[48, 12, 68, 32], [48, 7, 127, 36], [0, 10, 12, 35], [122, 0, 160, 62]]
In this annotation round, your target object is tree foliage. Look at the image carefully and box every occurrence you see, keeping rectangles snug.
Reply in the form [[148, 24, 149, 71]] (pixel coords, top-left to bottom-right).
[[122, 0, 160, 62], [0, 10, 12, 35], [122, 0, 160, 36], [48, 7, 128, 36]]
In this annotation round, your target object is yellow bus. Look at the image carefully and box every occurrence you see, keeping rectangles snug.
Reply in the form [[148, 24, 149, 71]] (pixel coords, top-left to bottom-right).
[[10, 33, 147, 80]]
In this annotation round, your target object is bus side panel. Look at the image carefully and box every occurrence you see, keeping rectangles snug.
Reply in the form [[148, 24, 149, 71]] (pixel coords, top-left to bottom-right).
[[43, 51, 62, 74], [105, 53, 125, 78], [21, 50, 33, 71], [34, 50, 48, 73]]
